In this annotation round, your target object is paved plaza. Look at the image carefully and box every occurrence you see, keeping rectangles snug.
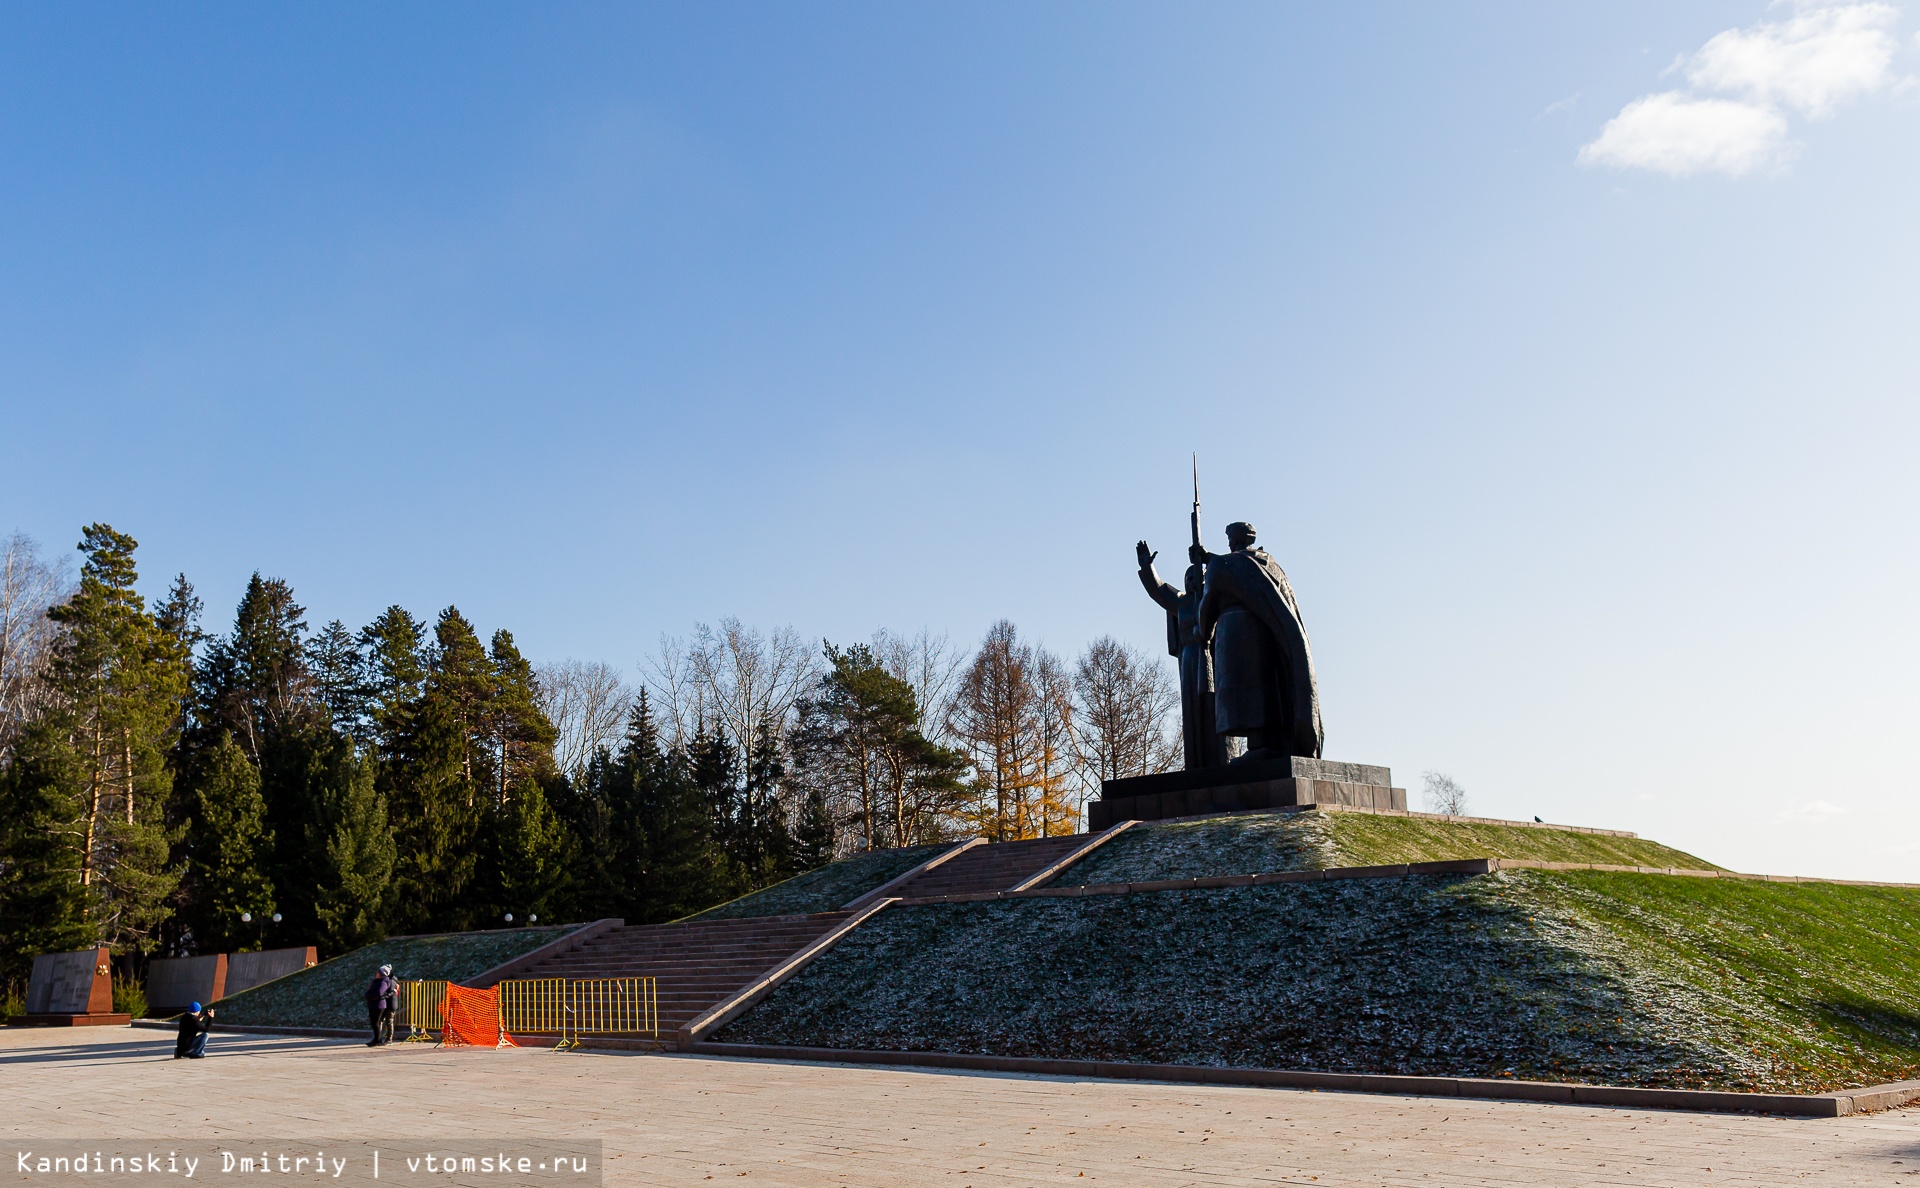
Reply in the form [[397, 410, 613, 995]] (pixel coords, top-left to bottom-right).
[[3, 1027, 1918, 1187]]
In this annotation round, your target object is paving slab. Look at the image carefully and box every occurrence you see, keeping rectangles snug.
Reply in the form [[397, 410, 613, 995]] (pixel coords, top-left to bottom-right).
[[4, 1026, 1919, 1186]]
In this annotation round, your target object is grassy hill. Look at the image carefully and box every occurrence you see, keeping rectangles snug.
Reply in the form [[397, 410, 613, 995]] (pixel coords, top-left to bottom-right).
[[720, 869, 1920, 1093], [1057, 809, 1716, 886], [210, 925, 576, 1031], [690, 844, 944, 920]]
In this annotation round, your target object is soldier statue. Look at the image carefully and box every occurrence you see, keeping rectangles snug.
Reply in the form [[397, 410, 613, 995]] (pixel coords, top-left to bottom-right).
[[1135, 539, 1228, 770], [1197, 520, 1323, 761], [1136, 462, 1324, 768]]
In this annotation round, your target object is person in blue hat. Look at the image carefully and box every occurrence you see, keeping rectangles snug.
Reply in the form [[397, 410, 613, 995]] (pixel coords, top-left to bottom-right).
[[173, 1001, 213, 1059]]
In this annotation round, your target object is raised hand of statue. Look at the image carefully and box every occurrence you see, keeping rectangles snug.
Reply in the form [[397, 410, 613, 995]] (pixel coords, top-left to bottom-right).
[[1136, 540, 1156, 569], [1189, 543, 1208, 566]]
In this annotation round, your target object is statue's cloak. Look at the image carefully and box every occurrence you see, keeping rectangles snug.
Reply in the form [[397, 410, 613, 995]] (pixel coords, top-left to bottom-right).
[[1204, 547, 1323, 758]]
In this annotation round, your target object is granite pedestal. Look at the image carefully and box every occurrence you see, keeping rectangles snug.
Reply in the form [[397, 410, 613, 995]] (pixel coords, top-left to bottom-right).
[[1089, 755, 1406, 830], [223, 946, 319, 998], [146, 954, 228, 1014], [13, 947, 130, 1026]]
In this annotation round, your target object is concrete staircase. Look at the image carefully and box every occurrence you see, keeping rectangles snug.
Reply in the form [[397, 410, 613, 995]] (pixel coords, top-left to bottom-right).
[[514, 912, 850, 1040], [889, 835, 1089, 899], [513, 833, 1101, 1046]]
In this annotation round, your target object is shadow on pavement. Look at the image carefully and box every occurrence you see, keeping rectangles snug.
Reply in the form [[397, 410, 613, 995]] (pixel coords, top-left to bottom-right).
[[0, 1032, 356, 1065]]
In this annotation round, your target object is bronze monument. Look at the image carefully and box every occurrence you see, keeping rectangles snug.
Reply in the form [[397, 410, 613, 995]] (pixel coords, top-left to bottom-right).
[[1096, 465, 1404, 829]]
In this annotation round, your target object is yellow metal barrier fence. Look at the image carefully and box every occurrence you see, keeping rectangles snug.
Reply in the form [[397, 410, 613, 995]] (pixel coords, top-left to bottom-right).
[[558, 977, 657, 1050], [497, 978, 569, 1037], [402, 977, 656, 1049], [399, 980, 448, 1042]]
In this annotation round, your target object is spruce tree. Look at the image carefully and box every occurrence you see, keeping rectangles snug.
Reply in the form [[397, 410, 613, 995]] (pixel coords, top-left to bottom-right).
[[307, 744, 394, 953], [0, 721, 94, 980], [194, 574, 319, 763], [551, 745, 620, 920], [791, 783, 838, 871], [385, 608, 491, 931], [358, 606, 425, 763], [183, 575, 334, 948], [624, 696, 728, 923], [485, 780, 573, 925], [687, 725, 749, 902], [184, 733, 275, 952], [306, 620, 370, 740]]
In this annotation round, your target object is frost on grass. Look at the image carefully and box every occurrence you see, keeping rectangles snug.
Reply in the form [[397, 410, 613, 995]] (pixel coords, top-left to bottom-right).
[[1054, 809, 1716, 887], [1060, 812, 1336, 885], [720, 875, 1722, 1086], [212, 927, 576, 1030], [727, 869, 1920, 1092], [693, 845, 946, 920]]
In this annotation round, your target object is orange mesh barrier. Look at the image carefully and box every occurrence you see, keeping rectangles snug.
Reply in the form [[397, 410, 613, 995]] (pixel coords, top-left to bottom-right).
[[439, 984, 517, 1048]]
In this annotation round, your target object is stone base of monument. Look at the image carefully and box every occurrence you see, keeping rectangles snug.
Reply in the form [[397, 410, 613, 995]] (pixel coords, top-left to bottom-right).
[[1089, 756, 1406, 830], [12, 946, 126, 1028]]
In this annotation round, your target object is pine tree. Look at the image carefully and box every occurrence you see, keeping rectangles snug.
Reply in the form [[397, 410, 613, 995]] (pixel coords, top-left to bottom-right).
[[307, 745, 394, 953], [153, 573, 205, 956], [486, 629, 558, 806], [183, 733, 275, 952], [791, 642, 969, 850], [38, 524, 191, 952]]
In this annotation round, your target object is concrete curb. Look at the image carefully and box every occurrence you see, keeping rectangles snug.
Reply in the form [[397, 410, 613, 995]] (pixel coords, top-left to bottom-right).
[[689, 1042, 1920, 1117], [898, 859, 1502, 905], [894, 857, 1920, 904], [1007, 820, 1138, 892], [676, 897, 901, 1049], [842, 839, 984, 911]]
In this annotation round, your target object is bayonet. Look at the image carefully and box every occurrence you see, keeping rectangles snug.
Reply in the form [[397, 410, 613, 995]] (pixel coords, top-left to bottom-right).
[[1190, 453, 1202, 553]]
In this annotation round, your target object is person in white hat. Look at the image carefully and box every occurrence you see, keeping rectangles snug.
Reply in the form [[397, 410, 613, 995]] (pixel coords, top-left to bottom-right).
[[364, 965, 398, 1047]]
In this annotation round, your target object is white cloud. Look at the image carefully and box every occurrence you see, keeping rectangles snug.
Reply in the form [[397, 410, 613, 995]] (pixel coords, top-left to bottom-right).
[[1536, 93, 1581, 121], [1773, 799, 1851, 824], [1578, 92, 1792, 175], [1580, 2, 1906, 176], [1688, 2, 1900, 116]]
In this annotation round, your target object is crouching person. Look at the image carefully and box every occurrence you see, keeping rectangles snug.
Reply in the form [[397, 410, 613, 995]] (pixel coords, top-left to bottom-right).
[[173, 1002, 213, 1059], [365, 964, 398, 1047]]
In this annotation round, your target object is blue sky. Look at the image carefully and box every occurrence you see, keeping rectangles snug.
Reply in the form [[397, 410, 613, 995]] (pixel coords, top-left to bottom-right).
[[4, 2, 1917, 878]]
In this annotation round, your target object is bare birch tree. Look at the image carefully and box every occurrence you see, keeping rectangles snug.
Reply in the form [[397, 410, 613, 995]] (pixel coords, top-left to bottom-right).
[[645, 618, 818, 759], [0, 532, 72, 761], [871, 627, 964, 747], [1071, 636, 1179, 802], [535, 658, 634, 780]]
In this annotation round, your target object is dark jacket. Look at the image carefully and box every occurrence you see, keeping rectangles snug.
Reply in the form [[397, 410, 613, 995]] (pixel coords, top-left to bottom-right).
[[365, 974, 398, 1010]]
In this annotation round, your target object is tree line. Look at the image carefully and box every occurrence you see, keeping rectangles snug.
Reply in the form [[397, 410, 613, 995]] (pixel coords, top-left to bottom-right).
[[0, 526, 1178, 978]]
